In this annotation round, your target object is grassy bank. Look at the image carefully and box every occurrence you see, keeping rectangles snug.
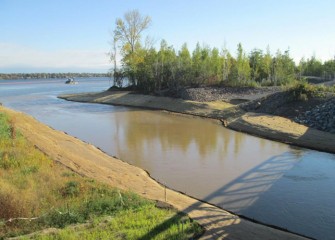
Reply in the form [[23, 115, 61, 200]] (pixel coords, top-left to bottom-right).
[[0, 112, 201, 239]]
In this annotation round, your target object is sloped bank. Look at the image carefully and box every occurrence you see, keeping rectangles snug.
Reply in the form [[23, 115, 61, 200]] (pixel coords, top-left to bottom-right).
[[0, 106, 307, 240], [59, 91, 335, 154]]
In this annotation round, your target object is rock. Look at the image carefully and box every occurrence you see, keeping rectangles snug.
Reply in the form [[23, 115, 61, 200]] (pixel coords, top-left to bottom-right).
[[220, 119, 228, 127], [176, 86, 280, 102], [294, 97, 335, 133], [155, 200, 175, 210]]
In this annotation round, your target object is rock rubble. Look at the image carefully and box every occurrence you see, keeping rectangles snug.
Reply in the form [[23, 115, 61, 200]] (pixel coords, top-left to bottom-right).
[[177, 86, 280, 102], [161, 86, 335, 134], [295, 98, 335, 133]]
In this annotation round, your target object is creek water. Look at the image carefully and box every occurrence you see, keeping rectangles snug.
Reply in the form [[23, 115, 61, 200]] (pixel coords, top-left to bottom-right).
[[1, 78, 335, 239]]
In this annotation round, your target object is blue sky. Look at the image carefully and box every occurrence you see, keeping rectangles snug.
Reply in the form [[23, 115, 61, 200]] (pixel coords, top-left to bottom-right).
[[1, 0, 334, 73]]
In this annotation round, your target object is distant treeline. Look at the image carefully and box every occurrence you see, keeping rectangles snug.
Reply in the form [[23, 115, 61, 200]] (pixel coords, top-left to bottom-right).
[[110, 10, 335, 93], [0, 73, 110, 80]]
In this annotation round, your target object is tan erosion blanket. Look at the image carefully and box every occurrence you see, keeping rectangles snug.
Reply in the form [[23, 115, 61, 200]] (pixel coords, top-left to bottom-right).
[[228, 113, 335, 153], [0, 106, 307, 239], [60, 91, 242, 118], [60, 91, 335, 154]]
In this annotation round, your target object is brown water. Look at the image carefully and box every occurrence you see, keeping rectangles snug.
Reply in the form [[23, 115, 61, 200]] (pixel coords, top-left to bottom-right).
[[1, 78, 335, 239]]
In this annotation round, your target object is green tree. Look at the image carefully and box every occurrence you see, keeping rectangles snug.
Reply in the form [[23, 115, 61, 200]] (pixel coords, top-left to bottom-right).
[[209, 47, 222, 85], [156, 40, 178, 91], [234, 43, 250, 84], [272, 49, 295, 85], [221, 47, 233, 83], [261, 46, 272, 83], [249, 49, 263, 82], [113, 10, 151, 86], [109, 35, 124, 87], [200, 45, 212, 84], [304, 55, 323, 77], [114, 10, 151, 54], [136, 48, 157, 92], [323, 58, 335, 80], [297, 57, 307, 80], [191, 42, 203, 86], [177, 43, 192, 86]]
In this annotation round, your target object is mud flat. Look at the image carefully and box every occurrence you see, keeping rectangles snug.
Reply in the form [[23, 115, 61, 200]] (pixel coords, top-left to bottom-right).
[[60, 91, 335, 154], [0, 105, 307, 239]]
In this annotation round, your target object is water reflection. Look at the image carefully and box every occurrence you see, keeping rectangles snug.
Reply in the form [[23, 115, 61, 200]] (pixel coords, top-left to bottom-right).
[[107, 109, 292, 195], [106, 109, 335, 239], [121, 111, 219, 158]]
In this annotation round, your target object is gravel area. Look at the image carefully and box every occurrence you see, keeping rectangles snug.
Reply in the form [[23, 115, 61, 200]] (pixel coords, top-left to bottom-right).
[[161, 86, 335, 134], [172, 86, 281, 102], [241, 90, 335, 133], [295, 97, 335, 133]]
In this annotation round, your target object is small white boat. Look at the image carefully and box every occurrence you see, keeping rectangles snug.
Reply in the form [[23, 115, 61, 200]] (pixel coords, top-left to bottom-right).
[[65, 78, 78, 84]]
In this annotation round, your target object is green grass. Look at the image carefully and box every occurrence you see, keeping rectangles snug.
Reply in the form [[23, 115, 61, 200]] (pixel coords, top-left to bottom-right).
[[21, 206, 199, 240], [0, 112, 202, 239]]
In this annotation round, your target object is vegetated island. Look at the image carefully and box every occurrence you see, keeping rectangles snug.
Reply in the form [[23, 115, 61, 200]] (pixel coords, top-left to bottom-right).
[[90, 9, 335, 153], [0, 106, 307, 240]]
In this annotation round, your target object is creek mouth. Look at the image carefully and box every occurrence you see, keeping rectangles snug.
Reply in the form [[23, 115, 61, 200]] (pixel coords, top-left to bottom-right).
[[1, 78, 335, 240]]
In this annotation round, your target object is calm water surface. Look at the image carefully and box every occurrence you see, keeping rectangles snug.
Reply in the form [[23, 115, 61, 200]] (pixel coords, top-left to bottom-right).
[[1, 78, 335, 239]]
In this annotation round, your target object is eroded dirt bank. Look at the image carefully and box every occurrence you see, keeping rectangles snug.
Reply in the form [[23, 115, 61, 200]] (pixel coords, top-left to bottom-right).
[[60, 91, 335, 154], [0, 106, 307, 239]]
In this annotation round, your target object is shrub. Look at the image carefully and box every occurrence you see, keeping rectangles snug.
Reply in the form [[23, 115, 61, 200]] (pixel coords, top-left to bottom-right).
[[289, 82, 325, 101], [0, 113, 10, 140], [61, 181, 81, 198], [41, 208, 83, 228]]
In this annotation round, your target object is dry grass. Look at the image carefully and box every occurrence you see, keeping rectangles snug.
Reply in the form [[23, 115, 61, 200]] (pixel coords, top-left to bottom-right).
[[0, 112, 68, 219]]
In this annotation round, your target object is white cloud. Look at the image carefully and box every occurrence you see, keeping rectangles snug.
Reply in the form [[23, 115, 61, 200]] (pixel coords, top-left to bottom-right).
[[0, 42, 111, 71]]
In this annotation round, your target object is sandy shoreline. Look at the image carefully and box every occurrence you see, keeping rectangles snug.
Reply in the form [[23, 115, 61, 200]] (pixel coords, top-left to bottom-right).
[[60, 90, 335, 154], [0, 105, 308, 239]]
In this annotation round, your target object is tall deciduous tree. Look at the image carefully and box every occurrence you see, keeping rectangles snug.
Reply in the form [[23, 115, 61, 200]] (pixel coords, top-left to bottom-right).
[[114, 10, 151, 54], [221, 47, 232, 83], [323, 58, 335, 80], [272, 49, 295, 85], [110, 35, 124, 87], [297, 57, 307, 80], [113, 10, 151, 86], [261, 46, 272, 83], [235, 43, 250, 84], [192, 42, 203, 86], [178, 43, 192, 86], [249, 49, 263, 82], [157, 40, 178, 90], [304, 55, 323, 77], [209, 47, 222, 84]]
